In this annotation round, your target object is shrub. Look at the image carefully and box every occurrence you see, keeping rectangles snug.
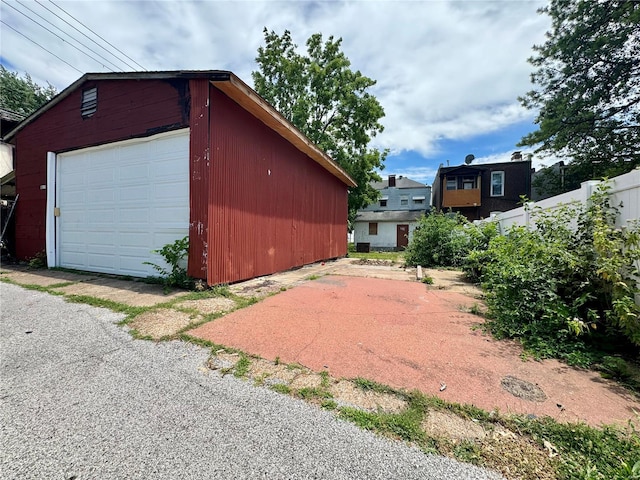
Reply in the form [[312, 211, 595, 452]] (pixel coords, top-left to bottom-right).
[[475, 182, 640, 364], [144, 236, 193, 290], [404, 211, 498, 268]]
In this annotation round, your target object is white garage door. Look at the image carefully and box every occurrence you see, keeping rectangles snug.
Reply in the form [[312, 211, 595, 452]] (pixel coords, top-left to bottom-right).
[[56, 129, 189, 277]]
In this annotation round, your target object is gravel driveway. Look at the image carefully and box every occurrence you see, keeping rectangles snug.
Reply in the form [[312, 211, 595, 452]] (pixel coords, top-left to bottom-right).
[[0, 283, 503, 480]]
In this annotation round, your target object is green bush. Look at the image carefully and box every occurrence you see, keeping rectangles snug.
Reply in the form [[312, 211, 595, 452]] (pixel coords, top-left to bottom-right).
[[144, 236, 193, 290], [404, 211, 498, 268], [474, 183, 640, 364]]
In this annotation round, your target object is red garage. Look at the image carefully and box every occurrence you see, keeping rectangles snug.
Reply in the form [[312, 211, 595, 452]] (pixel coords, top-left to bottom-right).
[[6, 71, 354, 285]]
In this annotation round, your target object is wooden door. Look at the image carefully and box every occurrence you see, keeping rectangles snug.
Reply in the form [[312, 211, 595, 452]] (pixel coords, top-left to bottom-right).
[[396, 224, 409, 250]]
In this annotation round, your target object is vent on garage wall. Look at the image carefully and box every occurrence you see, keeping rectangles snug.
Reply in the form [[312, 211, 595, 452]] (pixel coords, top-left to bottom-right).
[[81, 87, 97, 118]]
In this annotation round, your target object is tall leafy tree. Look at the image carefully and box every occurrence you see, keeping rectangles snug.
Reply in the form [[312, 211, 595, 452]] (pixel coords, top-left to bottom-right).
[[252, 29, 387, 220], [519, 0, 640, 196], [0, 66, 57, 117]]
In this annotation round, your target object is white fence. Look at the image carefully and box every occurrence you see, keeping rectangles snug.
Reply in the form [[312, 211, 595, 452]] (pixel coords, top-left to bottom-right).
[[492, 167, 640, 232]]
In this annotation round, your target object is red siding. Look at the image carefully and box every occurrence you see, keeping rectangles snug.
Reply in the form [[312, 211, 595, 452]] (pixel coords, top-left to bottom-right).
[[14, 79, 189, 259], [187, 79, 210, 279], [207, 85, 348, 285]]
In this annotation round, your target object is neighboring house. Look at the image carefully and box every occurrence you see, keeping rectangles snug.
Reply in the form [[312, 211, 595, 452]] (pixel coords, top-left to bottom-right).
[[1, 108, 24, 197], [5, 70, 355, 285], [353, 174, 431, 251], [431, 152, 532, 221], [1, 109, 24, 257]]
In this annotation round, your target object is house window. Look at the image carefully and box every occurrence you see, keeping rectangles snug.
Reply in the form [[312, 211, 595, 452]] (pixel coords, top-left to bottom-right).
[[81, 87, 97, 118], [369, 222, 378, 235], [491, 171, 505, 197], [380, 199, 387, 207], [412, 196, 425, 205], [400, 196, 408, 206], [446, 178, 457, 190], [462, 176, 476, 190]]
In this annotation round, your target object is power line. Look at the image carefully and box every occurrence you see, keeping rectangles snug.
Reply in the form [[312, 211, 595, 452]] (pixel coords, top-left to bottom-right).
[[15, 0, 125, 72], [0, 20, 83, 74], [49, 0, 147, 71], [33, 0, 140, 71], [2, 1, 116, 71]]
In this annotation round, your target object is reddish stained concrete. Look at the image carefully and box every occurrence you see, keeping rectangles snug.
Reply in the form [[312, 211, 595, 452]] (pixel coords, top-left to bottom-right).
[[190, 275, 639, 426]]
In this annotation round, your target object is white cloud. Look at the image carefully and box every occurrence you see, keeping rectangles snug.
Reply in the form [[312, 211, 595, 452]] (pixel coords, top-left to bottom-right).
[[1, 0, 550, 158]]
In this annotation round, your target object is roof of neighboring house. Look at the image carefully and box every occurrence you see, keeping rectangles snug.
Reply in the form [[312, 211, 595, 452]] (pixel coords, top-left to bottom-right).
[[371, 176, 427, 189], [436, 160, 532, 177], [4, 70, 356, 188], [354, 210, 426, 223], [0, 108, 25, 123]]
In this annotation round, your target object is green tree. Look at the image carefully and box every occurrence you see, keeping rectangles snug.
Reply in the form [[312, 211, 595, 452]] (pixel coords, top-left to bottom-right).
[[252, 29, 387, 221], [519, 0, 640, 196], [0, 66, 57, 117]]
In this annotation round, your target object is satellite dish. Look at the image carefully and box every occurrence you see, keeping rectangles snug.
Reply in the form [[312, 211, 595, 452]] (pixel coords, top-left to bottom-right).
[[464, 154, 475, 165]]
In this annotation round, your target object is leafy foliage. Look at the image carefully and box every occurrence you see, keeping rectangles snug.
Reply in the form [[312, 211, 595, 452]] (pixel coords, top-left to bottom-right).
[[252, 29, 387, 221], [0, 66, 57, 117], [468, 183, 640, 364], [404, 211, 498, 268], [144, 236, 193, 290], [519, 0, 640, 196]]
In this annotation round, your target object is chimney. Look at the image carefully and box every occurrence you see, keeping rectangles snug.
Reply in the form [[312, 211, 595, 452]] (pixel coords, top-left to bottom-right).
[[511, 151, 523, 161], [388, 175, 396, 187]]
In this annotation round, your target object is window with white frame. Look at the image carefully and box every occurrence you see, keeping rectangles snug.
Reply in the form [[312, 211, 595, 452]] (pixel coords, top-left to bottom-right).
[[400, 196, 408, 206], [491, 171, 504, 197], [412, 196, 425, 205]]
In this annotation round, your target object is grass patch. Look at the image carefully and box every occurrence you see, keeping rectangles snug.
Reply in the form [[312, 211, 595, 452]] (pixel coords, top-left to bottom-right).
[[233, 355, 251, 378], [297, 387, 333, 401], [64, 294, 147, 316], [319, 370, 331, 388], [348, 251, 403, 262], [352, 377, 399, 396], [270, 383, 291, 395], [0, 278, 66, 296], [305, 274, 321, 281]]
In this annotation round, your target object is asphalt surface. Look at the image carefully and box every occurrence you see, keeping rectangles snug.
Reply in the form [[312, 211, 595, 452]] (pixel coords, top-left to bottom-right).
[[0, 283, 504, 480]]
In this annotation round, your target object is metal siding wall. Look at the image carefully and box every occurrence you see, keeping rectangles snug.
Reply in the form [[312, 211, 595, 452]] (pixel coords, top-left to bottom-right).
[[187, 79, 210, 279], [208, 86, 347, 285]]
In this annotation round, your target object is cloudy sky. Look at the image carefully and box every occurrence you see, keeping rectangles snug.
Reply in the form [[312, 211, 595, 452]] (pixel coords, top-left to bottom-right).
[[1, 0, 553, 184]]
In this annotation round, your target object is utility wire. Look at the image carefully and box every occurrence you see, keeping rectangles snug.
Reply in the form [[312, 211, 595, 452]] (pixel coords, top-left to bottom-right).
[[2, 1, 116, 71], [34, 0, 139, 71], [0, 20, 83, 74], [49, 0, 147, 71], [15, 0, 125, 72]]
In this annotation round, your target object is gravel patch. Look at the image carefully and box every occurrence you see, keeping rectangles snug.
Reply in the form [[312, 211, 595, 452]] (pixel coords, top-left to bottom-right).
[[1, 283, 505, 479]]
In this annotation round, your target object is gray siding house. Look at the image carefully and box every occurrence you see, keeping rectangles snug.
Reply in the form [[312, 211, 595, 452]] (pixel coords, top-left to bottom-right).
[[353, 175, 431, 251]]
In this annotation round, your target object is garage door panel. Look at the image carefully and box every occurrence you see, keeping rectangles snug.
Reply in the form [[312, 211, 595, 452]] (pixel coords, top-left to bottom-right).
[[120, 186, 149, 201], [87, 253, 116, 271], [57, 129, 189, 277], [118, 232, 152, 247], [87, 189, 116, 204], [119, 165, 150, 185]]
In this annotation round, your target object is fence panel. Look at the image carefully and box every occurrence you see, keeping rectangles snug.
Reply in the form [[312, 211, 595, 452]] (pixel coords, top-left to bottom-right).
[[492, 168, 640, 231]]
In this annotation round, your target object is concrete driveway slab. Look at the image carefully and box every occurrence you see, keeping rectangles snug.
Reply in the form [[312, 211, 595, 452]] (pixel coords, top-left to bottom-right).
[[189, 275, 640, 427]]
